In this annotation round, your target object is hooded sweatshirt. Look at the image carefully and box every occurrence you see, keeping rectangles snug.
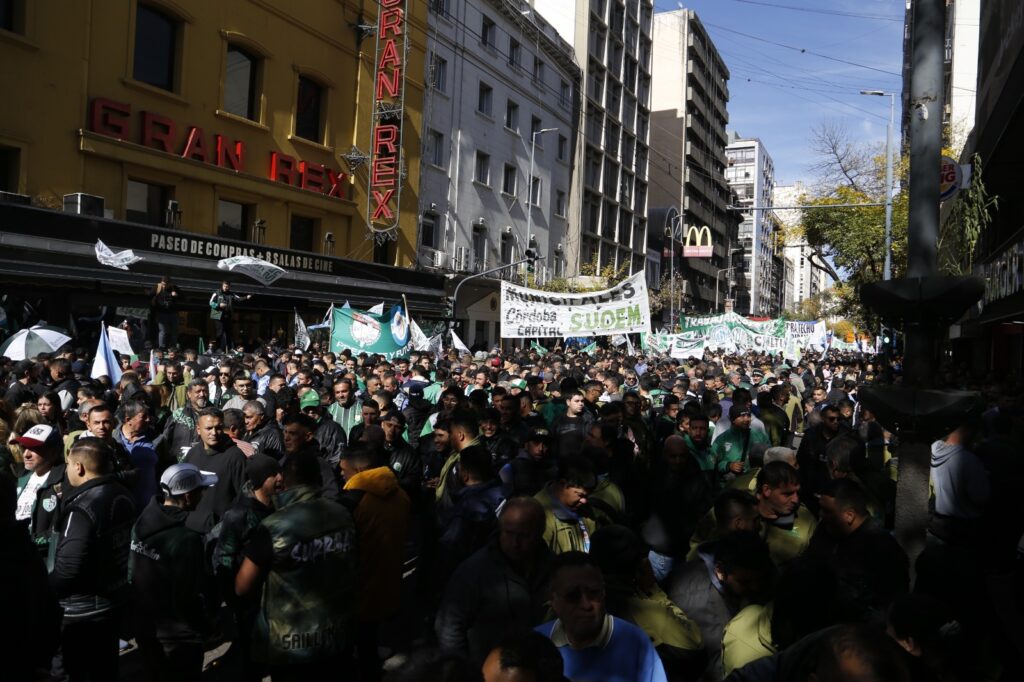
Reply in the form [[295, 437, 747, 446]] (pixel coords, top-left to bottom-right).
[[930, 440, 990, 519], [129, 498, 211, 643], [342, 466, 411, 621]]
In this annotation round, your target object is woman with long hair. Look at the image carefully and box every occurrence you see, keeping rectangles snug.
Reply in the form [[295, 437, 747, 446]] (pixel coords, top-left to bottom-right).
[[37, 390, 68, 435]]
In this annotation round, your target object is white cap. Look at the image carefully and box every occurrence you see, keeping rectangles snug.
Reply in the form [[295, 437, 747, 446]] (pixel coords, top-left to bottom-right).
[[159, 463, 218, 496]]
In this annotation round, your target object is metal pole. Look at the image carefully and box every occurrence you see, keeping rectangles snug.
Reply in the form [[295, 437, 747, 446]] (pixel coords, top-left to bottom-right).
[[669, 229, 675, 331], [526, 133, 536, 283], [450, 256, 533, 327], [884, 93, 894, 280]]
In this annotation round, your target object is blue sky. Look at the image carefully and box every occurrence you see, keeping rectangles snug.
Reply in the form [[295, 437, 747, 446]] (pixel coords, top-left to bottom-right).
[[652, 0, 905, 185]]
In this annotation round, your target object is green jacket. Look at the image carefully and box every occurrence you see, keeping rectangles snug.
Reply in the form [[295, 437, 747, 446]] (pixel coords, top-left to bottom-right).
[[722, 602, 776, 677], [253, 485, 357, 665], [684, 435, 715, 472], [711, 427, 770, 476], [422, 382, 442, 405], [535, 485, 596, 555], [327, 400, 362, 438], [588, 477, 626, 527]]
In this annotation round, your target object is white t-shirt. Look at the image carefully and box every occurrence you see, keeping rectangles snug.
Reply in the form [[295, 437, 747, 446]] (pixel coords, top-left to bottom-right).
[[16, 470, 51, 521]]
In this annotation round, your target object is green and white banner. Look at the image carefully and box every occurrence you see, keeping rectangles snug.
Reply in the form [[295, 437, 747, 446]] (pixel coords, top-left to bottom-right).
[[330, 303, 410, 360], [500, 272, 651, 338], [644, 313, 826, 357]]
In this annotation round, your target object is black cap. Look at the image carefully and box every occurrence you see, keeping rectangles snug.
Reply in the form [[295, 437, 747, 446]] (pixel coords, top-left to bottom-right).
[[247, 453, 282, 488]]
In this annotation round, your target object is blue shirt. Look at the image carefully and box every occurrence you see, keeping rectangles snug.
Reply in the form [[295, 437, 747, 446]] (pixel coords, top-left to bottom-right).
[[536, 615, 668, 682]]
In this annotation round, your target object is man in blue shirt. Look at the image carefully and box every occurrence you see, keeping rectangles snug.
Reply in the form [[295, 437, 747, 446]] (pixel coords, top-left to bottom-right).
[[536, 552, 668, 682]]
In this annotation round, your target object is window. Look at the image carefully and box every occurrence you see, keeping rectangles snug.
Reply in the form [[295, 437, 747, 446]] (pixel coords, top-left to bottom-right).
[[472, 227, 487, 269], [502, 164, 517, 195], [290, 215, 316, 252], [224, 46, 258, 120], [481, 16, 496, 48], [425, 129, 444, 166], [509, 38, 521, 68], [477, 82, 493, 116], [421, 213, 438, 249], [533, 57, 545, 83], [557, 134, 568, 161], [0, 0, 25, 33], [529, 176, 541, 205], [505, 100, 519, 131], [217, 199, 250, 240], [555, 190, 567, 216], [126, 179, 170, 227], [430, 53, 448, 93], [0, 145, 20, 192], [295, 76, 324, 142], [500, 233, 514, 264], [560, 80, 571, 107], [530, 116, 542, 139], [429, 0, 449, 15], [474, 151, 490, 185], [133, 4, 179, 91]]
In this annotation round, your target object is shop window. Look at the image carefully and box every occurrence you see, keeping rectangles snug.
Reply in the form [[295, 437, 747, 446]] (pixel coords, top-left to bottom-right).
[[126, 179, 171, 227], [0, 145, 20, 192], [290, 214, 316, 252], [295, 76, 324, 143], [133, 4, 179, 92], [217, 199, 250, 240], [224, 45, 259, 121]]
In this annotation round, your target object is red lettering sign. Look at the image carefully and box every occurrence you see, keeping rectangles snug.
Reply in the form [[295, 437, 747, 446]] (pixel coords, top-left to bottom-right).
[[371, 158, 396, 187], [327, 169, 347, 198], [379, 8, 403, 38], [181, 127, 210, 163], [141, 111, 176, 153], [216, 135, 245, 171], [300, 161, 326, 192], [374, 125, 399, 154], [372, 190, 395, 219], [89, 98, 131, 139], [269, 152, 300, 186]]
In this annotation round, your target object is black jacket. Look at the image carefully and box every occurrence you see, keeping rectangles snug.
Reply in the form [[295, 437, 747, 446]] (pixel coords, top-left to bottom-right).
[[130, 499, 212, 644], [17, 462, 68, 559], [385, 437, 422, 499], [314, 416, 347, 468], [161, 404, 202, 461], [49, 475, 137, 621], [246, 419, 285, 458], [183, 440, 247, 531]]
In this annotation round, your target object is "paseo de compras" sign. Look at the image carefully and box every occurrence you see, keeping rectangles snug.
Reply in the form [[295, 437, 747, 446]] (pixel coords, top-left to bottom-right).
[[500, 273, 652, 338]]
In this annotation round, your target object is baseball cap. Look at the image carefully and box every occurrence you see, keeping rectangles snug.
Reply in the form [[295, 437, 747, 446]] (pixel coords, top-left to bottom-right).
[[160, 463, 218, 496], [247, 453, 282, 488], [509, 379, 527, 390], [526, 427, 552, 444], [405, 382, 425, 398], [728, 404, 752, 420], [15, 424, 61, 450], [299, 391, 321, 410]]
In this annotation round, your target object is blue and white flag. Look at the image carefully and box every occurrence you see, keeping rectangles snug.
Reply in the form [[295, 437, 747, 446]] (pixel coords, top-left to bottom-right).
[[147, 350, 158, 385], [91, 323, 123, 382]]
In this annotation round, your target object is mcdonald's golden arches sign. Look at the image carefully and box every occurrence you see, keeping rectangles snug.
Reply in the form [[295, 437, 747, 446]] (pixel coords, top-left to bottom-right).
[[683, 225, 713, 258]]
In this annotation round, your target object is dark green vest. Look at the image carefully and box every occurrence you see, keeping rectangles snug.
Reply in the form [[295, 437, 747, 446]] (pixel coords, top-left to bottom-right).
[[254, 485, 357, 664]]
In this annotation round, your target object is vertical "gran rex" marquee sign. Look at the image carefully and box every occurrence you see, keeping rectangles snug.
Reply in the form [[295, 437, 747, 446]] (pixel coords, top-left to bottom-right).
[[367, 0, 408, 241]]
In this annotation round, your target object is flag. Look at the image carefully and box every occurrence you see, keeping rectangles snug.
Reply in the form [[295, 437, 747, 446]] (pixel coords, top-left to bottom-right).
[[217, 255, 286, 285], [197, 337, 206, 355], [581, 341, 598, 354], [294, 310, 310, 350], [611, 334, 627, 347], [91, 323, 122, 382], [307, 303, 334, 331], [148, 350, 158, 384], [530, 340, 548, 356], [368, 302, 385, 315], [330, 303, 410, 360], [450, 330, 470, 354], [410, 318, 431, 351], [95, 239, 143, 270]]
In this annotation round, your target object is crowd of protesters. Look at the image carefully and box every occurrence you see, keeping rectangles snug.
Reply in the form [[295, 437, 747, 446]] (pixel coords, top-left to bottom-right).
[[2, 332, 1022, 682]]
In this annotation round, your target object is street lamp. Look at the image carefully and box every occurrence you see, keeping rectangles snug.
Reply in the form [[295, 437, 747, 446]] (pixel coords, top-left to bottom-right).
[[860, 89, 896, 281], [715, 266, 736, 312], [527, 127, 558, 269]]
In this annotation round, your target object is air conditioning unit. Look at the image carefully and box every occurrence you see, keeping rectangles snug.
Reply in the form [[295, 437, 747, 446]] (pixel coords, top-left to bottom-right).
[[432, 250, 449, 269], [0, 191, 30, 205], [63, 193, 105, 217]]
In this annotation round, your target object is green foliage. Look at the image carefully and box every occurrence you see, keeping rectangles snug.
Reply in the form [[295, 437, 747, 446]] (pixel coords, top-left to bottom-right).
[[939, 154, 998, 275]]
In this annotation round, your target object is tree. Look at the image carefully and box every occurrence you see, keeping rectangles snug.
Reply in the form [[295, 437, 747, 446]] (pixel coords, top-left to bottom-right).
[[649, 272, 688, 328], [801, 122, 909, 326]]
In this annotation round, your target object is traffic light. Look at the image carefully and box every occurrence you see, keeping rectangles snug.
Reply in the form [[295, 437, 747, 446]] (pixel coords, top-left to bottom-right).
[[525, 235, 538, 273]]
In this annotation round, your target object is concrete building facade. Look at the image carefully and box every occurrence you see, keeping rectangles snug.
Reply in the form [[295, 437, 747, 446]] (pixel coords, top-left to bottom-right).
[[725, 132, 778, 316], [532, 0, 655, 277], [648, 8, 736, 314], [419, 0, 580, 348]]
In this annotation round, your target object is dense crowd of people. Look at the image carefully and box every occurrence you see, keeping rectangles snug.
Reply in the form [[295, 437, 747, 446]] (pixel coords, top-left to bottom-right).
[[1, 335, 1021, 681]]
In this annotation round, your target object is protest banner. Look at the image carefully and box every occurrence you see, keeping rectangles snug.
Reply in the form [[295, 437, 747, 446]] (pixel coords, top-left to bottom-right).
[[330, 303, 409, 360], [500, 272, 651, 338]]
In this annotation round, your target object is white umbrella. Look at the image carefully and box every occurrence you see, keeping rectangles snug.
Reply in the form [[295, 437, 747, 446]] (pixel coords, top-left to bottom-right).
[[217, 255, 286, 286], [0, 325, 73, 360]]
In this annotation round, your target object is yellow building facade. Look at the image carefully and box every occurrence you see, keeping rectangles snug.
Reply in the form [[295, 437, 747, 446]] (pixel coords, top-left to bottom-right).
[[0, 0, 427, 265]]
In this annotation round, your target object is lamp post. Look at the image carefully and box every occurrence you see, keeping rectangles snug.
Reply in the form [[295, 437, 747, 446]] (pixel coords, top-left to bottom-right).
[[527, 127, 558, 269], [715, 266, 736, 312], [663, 214, 684, 330], [860, 90, 895, 281]]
